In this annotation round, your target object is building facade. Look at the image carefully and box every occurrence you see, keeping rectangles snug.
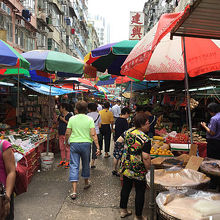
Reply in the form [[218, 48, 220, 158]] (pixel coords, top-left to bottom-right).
[[0, 0, 99, 59], [143, 0, 177, 33], [89, 14, 110, 45]]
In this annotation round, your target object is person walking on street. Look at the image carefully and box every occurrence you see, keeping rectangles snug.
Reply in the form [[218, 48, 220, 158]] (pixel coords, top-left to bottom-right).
[[118, 113, 151, 219], [201, 102, 220, 190], [87, 103, 101, 168], [111, 100, 121, 122], [58, 103, 72, 168], [99, 102, 114, 158], [65, 101, 100, 200], [112, 107, 130, 176], [0, 140, 16, 220]]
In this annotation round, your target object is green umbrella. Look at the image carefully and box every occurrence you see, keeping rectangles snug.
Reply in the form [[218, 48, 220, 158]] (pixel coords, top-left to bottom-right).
[[0, 68, 30, 77], [22, 50, 84, 77], [85, 40, 139, 75]]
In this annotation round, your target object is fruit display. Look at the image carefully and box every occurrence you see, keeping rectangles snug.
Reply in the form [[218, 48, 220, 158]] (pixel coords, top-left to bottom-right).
[[190, 98, 199, 110], [150, 147, 173, 156], [166, 133, 189, 144], [151, 136, 174, 156]]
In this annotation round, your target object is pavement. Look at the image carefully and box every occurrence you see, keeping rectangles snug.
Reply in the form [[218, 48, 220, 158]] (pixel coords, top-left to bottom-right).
[[14, 145, 151, 220]]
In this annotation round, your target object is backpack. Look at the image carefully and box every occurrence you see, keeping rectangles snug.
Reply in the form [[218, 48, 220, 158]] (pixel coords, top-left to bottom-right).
[[0, 140, 28, 196]]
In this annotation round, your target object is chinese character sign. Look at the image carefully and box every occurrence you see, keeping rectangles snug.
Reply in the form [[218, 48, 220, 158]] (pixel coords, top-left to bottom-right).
[[130, 12, 144, 25], [129, 26, 144, 40], [129, 12, 144, 40]]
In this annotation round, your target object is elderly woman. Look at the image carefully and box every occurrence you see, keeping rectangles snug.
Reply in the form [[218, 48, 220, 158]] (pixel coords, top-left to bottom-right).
[[65, 101, 100, 200], [0, 140, 16, 220], [117, 113, 151, 220]]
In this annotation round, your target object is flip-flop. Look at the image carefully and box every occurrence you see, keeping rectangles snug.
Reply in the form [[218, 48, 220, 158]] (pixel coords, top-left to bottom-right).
[[104, 155, 110, 158], [70, 193, 77, 200], [120, 210, 132, 218], [91, 165, 96, 168]]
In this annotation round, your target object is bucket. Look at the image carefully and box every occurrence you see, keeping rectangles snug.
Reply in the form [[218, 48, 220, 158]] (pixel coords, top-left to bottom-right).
[[40, 152, 54, 171]]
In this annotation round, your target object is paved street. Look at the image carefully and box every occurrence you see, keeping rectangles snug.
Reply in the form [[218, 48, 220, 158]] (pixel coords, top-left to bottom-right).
[[15, 147, 151, 220]]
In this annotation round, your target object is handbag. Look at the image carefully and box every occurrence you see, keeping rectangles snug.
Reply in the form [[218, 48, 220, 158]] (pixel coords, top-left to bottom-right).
[[0, 140, 28, 196], [0, 182, 6, 218]]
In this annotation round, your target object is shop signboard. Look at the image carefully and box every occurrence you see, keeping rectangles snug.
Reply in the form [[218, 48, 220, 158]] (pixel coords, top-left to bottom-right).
[[129, 12, 144, 40]]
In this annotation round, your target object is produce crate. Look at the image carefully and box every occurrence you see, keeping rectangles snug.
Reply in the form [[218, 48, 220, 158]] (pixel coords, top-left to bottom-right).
[[27, 173, 33, 184], [25, 148, 37, 160]]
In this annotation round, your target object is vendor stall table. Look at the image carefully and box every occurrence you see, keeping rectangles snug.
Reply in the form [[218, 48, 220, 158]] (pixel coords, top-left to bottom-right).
[[18, 132, 57, 184]]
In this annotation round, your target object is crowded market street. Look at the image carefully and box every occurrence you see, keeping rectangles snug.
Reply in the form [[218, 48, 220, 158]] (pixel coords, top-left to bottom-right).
[[14, 145, 150, 220], [1, 0, 220, 219]]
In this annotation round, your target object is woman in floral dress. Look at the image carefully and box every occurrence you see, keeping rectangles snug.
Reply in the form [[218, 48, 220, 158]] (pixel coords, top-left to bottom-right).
[[117, 113, 151, 220]]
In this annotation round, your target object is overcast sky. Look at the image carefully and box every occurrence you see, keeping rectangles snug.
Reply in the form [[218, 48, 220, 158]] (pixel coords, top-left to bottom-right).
[[88, 0, 146, 42]]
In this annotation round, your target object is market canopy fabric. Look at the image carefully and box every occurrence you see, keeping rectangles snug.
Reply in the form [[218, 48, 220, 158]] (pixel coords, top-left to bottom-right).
[[20, 79, 76, 96], [85, 40, 139, 75], [0, 40, 30, 69], [0, 68, 30, 77], [96, 77, 115, 86], [121, 11, 220, 81], [22, 50, 84, 77], [171, 0, 220, 40]]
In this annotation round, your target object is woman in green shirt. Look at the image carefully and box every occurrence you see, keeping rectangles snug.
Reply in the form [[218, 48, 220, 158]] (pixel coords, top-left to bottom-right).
[[65, 101, 100, 200]]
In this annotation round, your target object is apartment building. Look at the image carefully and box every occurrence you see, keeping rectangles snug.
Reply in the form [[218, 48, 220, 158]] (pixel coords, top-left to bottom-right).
[[143, 0, 177, 33], [0, 0, 99, 59]]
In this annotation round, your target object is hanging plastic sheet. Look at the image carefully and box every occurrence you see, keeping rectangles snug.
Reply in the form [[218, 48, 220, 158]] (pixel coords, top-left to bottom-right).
[[19, 79, 76, 96]]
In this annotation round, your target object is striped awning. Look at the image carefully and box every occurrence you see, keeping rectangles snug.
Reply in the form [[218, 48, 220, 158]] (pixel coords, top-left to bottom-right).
[[171, 0, 220, 40]]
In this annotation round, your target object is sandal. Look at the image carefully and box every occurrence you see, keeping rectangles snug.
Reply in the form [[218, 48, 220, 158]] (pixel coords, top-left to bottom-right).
[[104, 154, 110, 158], [70, 193, 77, 200], [84, 182, 91, 189], [120, 210, 132, 218]]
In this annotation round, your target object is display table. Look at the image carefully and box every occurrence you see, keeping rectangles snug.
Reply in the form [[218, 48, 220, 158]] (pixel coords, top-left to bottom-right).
[[18, 133, 57, 184], [169, 142, 207, 158]]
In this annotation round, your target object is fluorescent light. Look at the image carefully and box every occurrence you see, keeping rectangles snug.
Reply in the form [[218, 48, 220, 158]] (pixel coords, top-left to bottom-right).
[[0, 82, 14, 86], [209, 78, 220, 82], [158, 89, 174, 94], [28, 94, 38, 97], [188, 88, 198, 92], [165, 89, 175, 92], [198, 86, 216, 91], [183, 86, 216, 92]]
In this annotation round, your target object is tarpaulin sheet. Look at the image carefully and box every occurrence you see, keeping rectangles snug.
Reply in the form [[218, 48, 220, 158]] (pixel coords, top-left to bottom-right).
[[20, 79, 76, 96], [124, 81, 159, 92]]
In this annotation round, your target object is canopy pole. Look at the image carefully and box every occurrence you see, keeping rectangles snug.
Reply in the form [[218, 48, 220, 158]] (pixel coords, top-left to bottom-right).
[[46, 74, 52, 155], [17, 67, 20, 125], [129, 81, 133, 108], [183, 37, 193, 145]]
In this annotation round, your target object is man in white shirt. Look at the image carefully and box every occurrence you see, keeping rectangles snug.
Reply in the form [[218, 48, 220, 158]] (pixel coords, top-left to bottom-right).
[[111, 100, 121, 121], [97, 102, 103, 112]]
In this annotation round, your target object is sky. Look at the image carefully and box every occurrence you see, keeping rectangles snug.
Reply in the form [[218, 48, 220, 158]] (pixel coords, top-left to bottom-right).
[[88, 0, 146, 43]]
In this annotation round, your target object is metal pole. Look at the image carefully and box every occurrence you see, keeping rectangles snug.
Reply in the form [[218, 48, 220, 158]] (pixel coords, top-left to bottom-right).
[[149, 165, 155, 220], [17, 68, 20, 125], [46, 75, 52, 155], [183, 37, 193, 145], [130, 81, 133, 108]]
